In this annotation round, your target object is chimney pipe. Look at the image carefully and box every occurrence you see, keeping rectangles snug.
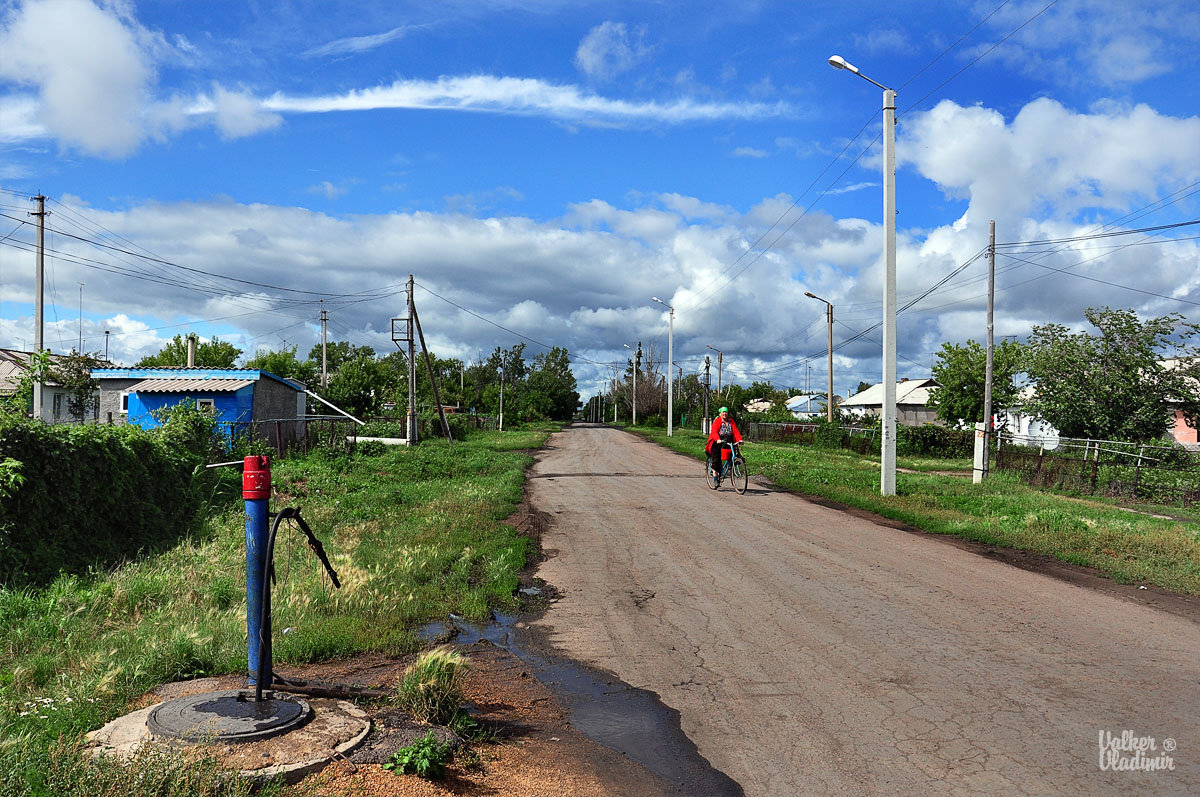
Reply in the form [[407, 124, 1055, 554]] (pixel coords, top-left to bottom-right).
[[187, 334, 197, 367]]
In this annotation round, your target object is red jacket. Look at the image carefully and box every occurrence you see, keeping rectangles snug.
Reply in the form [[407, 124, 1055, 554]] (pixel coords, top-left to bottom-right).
[[706, 417, 743, 458]]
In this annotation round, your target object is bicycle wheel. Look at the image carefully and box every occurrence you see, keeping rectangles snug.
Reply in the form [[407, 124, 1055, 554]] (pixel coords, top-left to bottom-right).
[[706, 457, 720, 489], [732, 456, 748, 494]]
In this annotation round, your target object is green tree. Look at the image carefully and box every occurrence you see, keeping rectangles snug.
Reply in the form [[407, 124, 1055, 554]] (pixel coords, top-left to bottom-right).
[[49, 351, 102, 423], [0, 351, 50, 416], [245, 346, 319, 385], [526, 347, 579, 420], [1024, 307, 1200, 441], [854, 381, 873, 397], [136, 334, 242, 368], [325, 354, 388, 419], [928, 339, 1025, 427], [307, 341, 376, 376]]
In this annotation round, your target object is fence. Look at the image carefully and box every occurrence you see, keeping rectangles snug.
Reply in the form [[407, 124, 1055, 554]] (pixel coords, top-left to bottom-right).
[[996, 431, 1200, 505], [743, 422, 880, 453], [218, 416, 361, 458]]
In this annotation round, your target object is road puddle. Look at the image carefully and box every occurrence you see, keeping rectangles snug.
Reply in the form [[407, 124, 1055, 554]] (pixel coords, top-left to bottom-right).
[[420, 612, 742, 795]]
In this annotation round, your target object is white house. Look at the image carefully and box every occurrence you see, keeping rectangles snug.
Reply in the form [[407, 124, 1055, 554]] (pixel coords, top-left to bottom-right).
[[841, 378, 942, 426]]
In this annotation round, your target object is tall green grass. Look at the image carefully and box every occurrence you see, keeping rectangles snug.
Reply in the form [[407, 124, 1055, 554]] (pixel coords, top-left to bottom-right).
[[0, 425, 553, 796], [634, 426, 1200, 596]]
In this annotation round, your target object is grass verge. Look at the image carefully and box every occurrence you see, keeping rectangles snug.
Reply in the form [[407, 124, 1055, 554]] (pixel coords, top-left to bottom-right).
[[629, 426, 1200, 596], [0, 424, 556, 796]]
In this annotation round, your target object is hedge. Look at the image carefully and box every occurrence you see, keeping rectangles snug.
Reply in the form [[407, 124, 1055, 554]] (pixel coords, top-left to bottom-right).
[[0, 416, 208, 587]]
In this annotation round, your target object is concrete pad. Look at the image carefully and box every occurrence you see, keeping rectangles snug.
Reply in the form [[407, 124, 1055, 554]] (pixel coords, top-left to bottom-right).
[[85, 692, 371, 785]]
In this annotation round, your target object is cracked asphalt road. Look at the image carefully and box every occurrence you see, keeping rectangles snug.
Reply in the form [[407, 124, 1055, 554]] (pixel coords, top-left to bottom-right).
[[527, 425, 1200, 795]]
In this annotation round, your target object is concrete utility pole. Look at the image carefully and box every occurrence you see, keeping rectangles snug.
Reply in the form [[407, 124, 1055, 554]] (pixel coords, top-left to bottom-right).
[[77, 282, 84, 353], [320, 304, 328, 388], [499, 352, 506, 432], [828, 54, 897, 496], [30, 194, 46, 421], [805, 292, 836, 423], [706, 345, 723, 394], [982, 219, 996, 480], [624, 343, 638, 425], [652, 297, 674, 436], [406, 276, 417, 443], [704, 355, 711, 433]]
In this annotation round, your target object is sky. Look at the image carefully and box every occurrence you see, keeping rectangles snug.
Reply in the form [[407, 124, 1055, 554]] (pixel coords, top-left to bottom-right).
[[1, 0, 1198, 402]]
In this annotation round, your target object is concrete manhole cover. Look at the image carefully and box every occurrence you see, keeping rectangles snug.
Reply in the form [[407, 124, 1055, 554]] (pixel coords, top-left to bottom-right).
[[148, 690, 311, 742]]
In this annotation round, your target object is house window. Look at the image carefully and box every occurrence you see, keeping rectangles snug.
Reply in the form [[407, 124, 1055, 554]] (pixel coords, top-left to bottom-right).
[[197, 398, 216, 415], [120, 392, 129, 414], [53, 393, 63, 418]]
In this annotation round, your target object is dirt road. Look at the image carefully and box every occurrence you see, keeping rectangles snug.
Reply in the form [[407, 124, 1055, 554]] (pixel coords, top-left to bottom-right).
[[526, 425, 1199, 795]]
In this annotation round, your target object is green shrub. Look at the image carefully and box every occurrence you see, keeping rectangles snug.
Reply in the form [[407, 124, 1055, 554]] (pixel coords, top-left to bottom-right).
[[0, 415, 213, 587], [382, 730, 454, 780], [813, 419, 846, 449], [897, 424, 974, 458]]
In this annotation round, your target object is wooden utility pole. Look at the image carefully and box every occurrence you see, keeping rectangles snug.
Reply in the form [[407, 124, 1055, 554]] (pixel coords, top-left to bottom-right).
[[30, 194, 46, 421], [982, 220, 996, 479], [413, 305, 452, 442], [406, 275, 417, 444], [703, 355, 711, 433]]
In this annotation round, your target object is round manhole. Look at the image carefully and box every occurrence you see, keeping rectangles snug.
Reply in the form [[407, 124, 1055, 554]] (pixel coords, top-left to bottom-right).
[[148, 690, 312, 742]]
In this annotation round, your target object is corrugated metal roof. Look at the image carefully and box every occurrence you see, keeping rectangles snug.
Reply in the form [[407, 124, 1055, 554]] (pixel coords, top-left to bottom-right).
[[130, 378, 255, 393], [842, 378, 940, 407]]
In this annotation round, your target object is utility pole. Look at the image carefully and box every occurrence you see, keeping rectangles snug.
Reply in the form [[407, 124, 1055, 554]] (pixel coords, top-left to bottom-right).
[[703, 355, 711, 433], [635, 342, 641, 426], [981, 220, 996, 480], [320, 304, 328, 388], [30, 194, 46, 421], [77, 282, 84, 352], [499, 352, 506, 432], [406, 276, 417, 443]]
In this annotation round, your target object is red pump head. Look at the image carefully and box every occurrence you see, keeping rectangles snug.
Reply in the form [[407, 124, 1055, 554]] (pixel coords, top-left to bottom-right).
[[242, 455, 271, 500]]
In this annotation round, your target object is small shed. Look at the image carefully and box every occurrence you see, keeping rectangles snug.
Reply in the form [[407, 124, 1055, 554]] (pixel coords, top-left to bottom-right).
[[92, 367, 306, 447]]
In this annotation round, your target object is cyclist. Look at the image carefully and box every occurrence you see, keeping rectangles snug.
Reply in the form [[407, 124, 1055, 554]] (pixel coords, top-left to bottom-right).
[[705, 406, 743, 479]]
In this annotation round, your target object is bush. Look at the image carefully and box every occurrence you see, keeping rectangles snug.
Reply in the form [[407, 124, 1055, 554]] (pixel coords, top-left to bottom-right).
[[897, 424, 974, 458], [0, 415, 210, 587], [813, 419, 846, 449]]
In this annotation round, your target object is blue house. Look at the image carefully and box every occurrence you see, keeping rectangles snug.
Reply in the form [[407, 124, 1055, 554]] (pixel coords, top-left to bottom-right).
[[92, 367, 307, 447]]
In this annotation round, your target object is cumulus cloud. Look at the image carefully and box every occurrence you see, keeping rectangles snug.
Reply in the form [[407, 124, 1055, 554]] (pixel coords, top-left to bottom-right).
[[574, 21, 652, 81], [206, 84, 284, 139], [0, 0, 152, 157], [732, 146, 768, 158]]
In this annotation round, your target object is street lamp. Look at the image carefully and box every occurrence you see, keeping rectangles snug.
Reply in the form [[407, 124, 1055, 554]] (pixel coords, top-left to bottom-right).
[[651, 297, 674, 436], [829, 53, 897, 496], [804, 292, 835, 423], [705, 345, 723, 394], [623, 343, 638, 425]]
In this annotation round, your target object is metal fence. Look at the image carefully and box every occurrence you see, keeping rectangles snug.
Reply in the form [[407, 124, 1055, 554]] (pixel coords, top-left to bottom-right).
[[743, 422, 880, 451], [996, 431, 1200, 505], [218, 416, 361, 458]]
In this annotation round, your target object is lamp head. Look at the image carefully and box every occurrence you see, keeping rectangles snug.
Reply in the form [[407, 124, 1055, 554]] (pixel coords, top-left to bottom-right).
[[805, 291, 817, 299], [828, 55, 857, 73]]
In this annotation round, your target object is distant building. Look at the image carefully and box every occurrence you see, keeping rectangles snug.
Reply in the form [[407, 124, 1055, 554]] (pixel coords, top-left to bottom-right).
[[0, 349, 100, 424], [841, 378, 942, 426]]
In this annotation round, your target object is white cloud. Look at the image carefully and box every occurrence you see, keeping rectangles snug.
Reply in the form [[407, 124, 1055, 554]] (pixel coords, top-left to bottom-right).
[[732, 146, 768, 158], [207, 84, 283, 139], [980, 0, 1200, 87], [0, 0, 152, 157], [304, 25, 419, 58], [574, 21, 652, 81], [263, 75, 790, 126]]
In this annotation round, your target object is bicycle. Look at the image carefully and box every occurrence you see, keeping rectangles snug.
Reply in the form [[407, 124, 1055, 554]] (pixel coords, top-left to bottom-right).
[[706, 441, 748, 494]]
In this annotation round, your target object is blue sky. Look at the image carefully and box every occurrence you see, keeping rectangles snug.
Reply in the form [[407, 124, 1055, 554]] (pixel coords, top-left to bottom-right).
[[1, 0, 1198, 400]]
